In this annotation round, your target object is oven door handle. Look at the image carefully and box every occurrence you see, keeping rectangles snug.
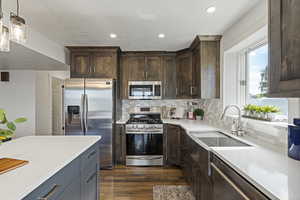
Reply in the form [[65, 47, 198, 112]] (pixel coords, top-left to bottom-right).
[[129, 156, 163, 160], [126, 132, 163, 134]]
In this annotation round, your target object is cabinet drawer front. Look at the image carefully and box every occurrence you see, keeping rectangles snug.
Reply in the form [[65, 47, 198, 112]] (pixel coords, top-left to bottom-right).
[[212, 156, 270, 200], [23, 158, 80, 200], [81, 143, 99, 171], [81, 162, 99, 200]]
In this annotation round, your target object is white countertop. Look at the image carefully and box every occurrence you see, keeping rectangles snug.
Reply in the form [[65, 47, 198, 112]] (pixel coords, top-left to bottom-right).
[[0, 136, 101, 200], [165, 119, 300, 200]]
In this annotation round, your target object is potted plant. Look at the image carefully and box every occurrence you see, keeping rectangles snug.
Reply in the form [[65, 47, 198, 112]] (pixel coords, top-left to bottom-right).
[[0, 109, 27, 142], [268, 106, 280, 121], [243, 104, 252, 116], [194, 108, 205, 120]]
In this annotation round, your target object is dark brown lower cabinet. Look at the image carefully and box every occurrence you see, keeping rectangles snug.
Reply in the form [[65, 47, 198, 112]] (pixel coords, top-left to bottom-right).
[[165, 124, 181, 166], [114, 124, 126, 165], [212, 155, 270, 200], [180, 129, 212, 200]]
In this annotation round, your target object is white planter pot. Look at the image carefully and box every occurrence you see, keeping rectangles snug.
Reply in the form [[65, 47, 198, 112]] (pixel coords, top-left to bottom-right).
[[196, 116, 203, 120]]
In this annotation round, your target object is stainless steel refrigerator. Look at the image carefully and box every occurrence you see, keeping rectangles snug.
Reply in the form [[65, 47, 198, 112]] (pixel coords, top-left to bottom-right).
[[64, 79, 115, 169]]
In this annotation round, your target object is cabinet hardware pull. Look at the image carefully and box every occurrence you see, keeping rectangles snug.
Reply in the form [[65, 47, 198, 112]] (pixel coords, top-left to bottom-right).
[[190, 86, 195, 95], [176, 88, 178, 96], [211, 163, 250, 200], [37, 184, 61, 200], [86, 172, 97, 183], [88, 150, 96, 159]]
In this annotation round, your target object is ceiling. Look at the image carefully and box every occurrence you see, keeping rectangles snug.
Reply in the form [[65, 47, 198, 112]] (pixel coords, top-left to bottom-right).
[[0, 42, 69, 70], [6, 0, 260, 51]]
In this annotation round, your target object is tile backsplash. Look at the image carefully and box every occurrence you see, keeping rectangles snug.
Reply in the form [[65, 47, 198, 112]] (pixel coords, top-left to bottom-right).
[[121, 99, 288, 150], [121, 99, 203, 120], [197, 99, 288, 151]]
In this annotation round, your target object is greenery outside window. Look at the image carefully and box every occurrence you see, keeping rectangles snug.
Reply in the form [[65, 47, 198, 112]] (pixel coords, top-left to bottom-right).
[[245, 43, 288, 121]]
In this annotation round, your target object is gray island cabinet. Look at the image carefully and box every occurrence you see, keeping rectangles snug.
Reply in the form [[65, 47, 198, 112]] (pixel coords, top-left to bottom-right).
[[23, 143, 100, 200], [0, 136, 101, 200]]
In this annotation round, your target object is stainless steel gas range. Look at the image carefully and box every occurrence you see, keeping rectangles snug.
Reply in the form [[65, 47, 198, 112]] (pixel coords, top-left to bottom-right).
[[125, 112, 164, 166]]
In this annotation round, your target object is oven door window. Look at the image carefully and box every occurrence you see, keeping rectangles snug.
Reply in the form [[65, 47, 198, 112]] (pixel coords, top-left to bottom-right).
[[126, 134, 163, 156], [129, 85, 153, 98]]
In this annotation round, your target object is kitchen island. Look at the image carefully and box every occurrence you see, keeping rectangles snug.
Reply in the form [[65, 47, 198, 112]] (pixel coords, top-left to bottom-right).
[[0, 136, 101, 200]]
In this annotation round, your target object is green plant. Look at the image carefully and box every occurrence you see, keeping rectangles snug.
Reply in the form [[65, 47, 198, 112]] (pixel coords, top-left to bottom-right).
[[0, 109, 27, 138], [194, 108, 205, 117], [243, 104, 280, 114]]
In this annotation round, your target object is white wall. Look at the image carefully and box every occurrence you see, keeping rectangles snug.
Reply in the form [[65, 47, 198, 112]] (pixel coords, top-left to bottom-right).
[[35, 72, 52, 135], [0, 71, 36, 138], [0, 70, 69, 137], [35, 71, 69, 135], [220, 0, 268, 100]]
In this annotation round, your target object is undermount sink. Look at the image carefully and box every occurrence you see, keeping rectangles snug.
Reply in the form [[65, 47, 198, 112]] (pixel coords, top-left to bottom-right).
[[191, 131, 250, 147]]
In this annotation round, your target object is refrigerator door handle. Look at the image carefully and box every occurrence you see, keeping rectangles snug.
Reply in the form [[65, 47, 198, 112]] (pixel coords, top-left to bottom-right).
[[84, 94, 89, 133], [80, 94, 85, 133]]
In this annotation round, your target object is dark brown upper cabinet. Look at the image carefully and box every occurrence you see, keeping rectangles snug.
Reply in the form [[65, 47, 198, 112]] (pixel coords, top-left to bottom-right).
[[162, 55, 177, 99], [190, 36, 221, 99], [120, 53, 166, 99], [268, 0, 300, 97], [120, 54, 146, 99], [145, 56, 163, 81], [70, 51, 91, 77], [176, 49, 194, 98], [68, 47, 120, 79]]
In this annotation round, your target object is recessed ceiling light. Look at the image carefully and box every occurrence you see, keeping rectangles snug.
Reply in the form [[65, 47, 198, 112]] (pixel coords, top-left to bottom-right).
[[158, 33, 165, 39], [110, 33, 117, 38], [206, 6, 216, 14]]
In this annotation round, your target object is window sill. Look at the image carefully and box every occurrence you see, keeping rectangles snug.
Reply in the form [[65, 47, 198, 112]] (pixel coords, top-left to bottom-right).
[[225, 114, 288, 129]]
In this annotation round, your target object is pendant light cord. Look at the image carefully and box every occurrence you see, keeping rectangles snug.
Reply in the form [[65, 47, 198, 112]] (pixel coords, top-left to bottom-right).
[[0, 0, 3, 17], [17, 0, 20, 16]]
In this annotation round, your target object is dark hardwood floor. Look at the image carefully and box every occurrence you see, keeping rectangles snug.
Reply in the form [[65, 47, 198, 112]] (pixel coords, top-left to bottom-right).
[[100, 165, 187, 200]]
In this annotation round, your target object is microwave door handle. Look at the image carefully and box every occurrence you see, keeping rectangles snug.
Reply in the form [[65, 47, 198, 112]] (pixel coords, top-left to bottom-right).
[[80, 95, 85, 133], [84, 94, 88, 133]]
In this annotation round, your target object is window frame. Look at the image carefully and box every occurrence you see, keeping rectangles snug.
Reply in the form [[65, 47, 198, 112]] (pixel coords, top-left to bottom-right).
[[240, 40, 288, 119], [245, 41, 268, 104]]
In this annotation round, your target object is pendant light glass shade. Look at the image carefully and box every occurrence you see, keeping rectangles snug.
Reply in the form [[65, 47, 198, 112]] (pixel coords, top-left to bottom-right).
[[0, 26, 10, 52], [0, 15, 3, 38], [10, 13, 26, 44]]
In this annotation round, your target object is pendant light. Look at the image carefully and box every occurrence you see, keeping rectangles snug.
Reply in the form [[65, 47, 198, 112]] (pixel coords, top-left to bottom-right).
[[10, 0, 26, 44], [0, 0, 3, 37], [0, 0, 9, 52], [0, 26, 9, 52]]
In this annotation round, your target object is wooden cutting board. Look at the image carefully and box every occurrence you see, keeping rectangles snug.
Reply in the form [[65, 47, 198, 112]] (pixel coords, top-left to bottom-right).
[[0, 158, 29, 175]]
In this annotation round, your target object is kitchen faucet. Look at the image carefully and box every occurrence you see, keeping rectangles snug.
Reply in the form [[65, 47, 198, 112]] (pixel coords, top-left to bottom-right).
[[221, 105, 244, 136]]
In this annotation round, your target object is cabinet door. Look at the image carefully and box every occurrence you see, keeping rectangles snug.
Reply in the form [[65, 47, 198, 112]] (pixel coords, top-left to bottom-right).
[[146, 56, 163, 81], [176, 52, 193, 98], [200, 41, 220, 99], [212, 156, 270, 200], [92, 52, 117, 79], [212, 163, 247, 200], [269, 0, 300, 97], [127, 56, 146, 81], [192, 46, 201, 97], [121, 56, 130, 99], [114, 124, 126, 165], [163, 56, 177, 99], [71, 52, 91, 78], [57, 178, 81, 200], [166, 125, 181, 166], [81, 164, 98, 200]]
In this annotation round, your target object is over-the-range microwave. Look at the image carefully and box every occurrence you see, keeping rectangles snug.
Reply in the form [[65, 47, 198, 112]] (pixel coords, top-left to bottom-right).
[[128, 81, 162, 100]]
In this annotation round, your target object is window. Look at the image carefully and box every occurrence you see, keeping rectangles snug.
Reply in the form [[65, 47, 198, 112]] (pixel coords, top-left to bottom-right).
[[246, 44, 288, 120]]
